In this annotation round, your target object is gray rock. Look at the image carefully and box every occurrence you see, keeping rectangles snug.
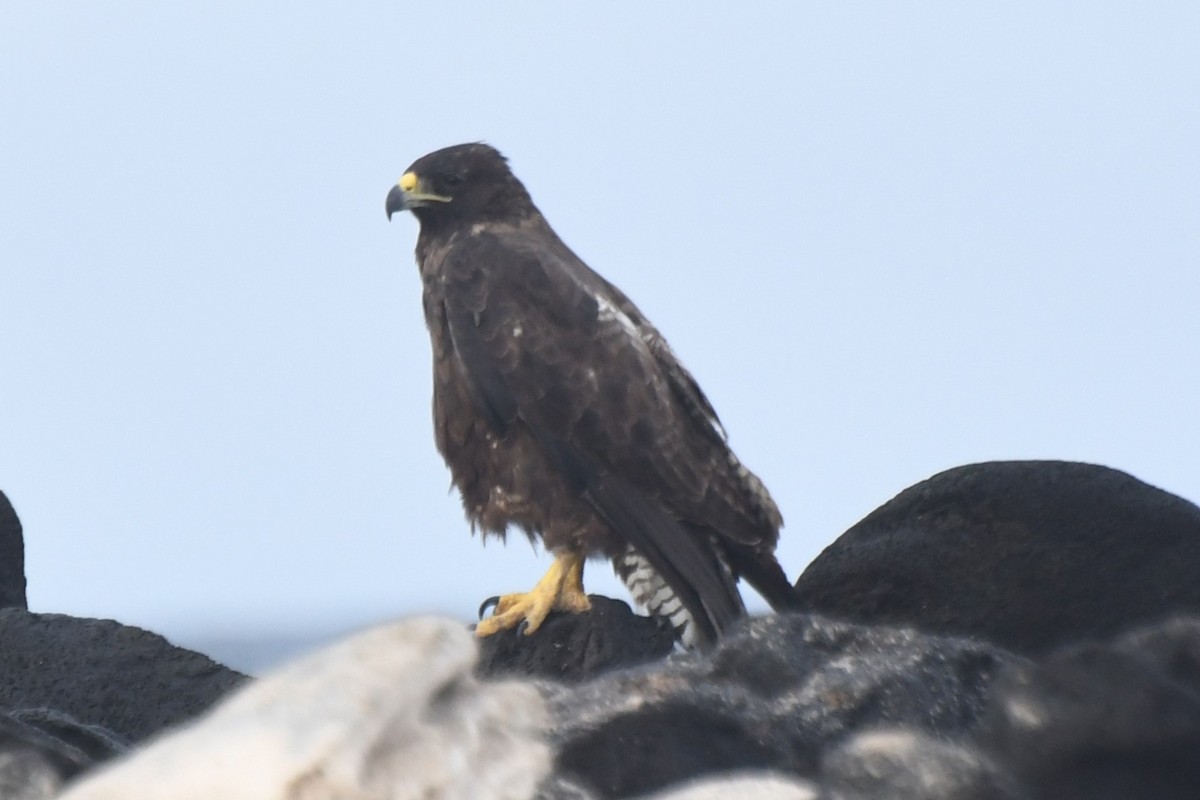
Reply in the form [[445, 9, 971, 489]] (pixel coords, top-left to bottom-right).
[[544, 614, 1019, 798], [794, 461, 1200, 654], [0, 491, 25, 610], [0, 710, 126, 800], [61, 617, 552, 800], [978, 616, 1200, 800], [820, 729, 1025, 800], [51, 611, 1200, 799], [0, 749, 60, 800], [0, 610, 244, 744]]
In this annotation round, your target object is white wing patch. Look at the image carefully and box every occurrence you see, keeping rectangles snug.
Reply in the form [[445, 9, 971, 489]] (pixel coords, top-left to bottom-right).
[[594, 292, 642, 340]]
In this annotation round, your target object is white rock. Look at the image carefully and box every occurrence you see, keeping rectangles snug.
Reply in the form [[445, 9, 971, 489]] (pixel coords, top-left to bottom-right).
[[0, 750, 63, 800], [643, 772, 818, 800], [60, 617, 550, 800], [821, 728, 1019, 799]]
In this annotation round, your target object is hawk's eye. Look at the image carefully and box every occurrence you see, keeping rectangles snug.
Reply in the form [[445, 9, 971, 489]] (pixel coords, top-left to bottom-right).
[[443, 173, 465, 188]]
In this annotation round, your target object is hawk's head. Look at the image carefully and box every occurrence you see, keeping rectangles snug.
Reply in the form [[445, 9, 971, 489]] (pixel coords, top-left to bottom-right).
[[386, 143, 532, 228]]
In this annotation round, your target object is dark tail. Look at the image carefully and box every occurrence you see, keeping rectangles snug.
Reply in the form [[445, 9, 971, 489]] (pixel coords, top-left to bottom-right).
[[522, 419, 746, 648], [729, 546, 802, 611], [586, 476, 745, 648]]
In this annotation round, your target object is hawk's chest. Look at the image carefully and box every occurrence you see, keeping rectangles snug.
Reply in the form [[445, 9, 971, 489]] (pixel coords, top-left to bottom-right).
[[416, 242, 459, 360]]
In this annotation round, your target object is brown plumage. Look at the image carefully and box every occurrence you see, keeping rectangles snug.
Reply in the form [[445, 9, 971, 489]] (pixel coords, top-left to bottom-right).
[[386, 143, 796, 647]]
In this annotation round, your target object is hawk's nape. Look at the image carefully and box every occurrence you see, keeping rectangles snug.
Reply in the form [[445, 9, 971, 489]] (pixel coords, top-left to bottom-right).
[[387, 143, 798, 647]]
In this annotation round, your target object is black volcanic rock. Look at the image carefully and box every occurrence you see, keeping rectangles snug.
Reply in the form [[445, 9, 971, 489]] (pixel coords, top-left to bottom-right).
[[18, 460, 1200, 798], [475, 595, 676, 682], [41, 609, 1200, 799], [978, 616, 1200, 800], [536, 615, 1200, 799], [793, 461, 1200, 655], [0, 491, 26, 610], [544, 613, 1019, 798], [0, 492, 245, 797], [0, 709, 126, 797], [0, 610, 245, 745]]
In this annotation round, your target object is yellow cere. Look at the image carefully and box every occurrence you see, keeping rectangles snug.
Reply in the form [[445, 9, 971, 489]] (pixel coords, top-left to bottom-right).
[[399, 172, 419, 192]]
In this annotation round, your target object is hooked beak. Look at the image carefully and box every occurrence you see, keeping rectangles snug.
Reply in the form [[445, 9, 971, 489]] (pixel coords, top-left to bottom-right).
[[386, 172, 452, 220]]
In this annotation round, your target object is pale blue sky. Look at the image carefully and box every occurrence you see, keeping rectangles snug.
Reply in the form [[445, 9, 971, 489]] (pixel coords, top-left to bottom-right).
[[2, 4, 1198, 646]]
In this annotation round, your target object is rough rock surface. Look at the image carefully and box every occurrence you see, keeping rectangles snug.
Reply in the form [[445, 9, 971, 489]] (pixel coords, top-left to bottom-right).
[[793, 460, 1200, 654], [543, 613, 1018, 798], [819, 729, 1023, 800], [49, 613, 1200, 800], [0, 610, 245, 745], [0, 491, 26, 609], [476, 595, 676, 682], [976, 616, 1200, 800], [0, 710, 125, 800], [11, 460, 1200, 798], [0, 497, 246, 798], [541, 615, 1200, 799], [61, 618, 552, 800]]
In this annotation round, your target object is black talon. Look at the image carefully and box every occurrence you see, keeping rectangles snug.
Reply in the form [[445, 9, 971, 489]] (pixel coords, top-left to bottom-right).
[[478, 596, 501, 619], [517, 619, 530, 637]]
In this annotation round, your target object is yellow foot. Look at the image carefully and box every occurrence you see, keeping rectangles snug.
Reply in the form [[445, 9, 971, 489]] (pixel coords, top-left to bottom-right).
[[476, 551, 592, 637]]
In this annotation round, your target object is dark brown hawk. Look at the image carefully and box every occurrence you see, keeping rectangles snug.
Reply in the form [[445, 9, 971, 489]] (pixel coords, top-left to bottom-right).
[[386, 143, 797, 647]]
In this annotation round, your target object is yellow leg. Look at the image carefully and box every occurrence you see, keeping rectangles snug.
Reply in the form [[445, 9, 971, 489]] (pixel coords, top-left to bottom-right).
[[475, 551, 592, 638]]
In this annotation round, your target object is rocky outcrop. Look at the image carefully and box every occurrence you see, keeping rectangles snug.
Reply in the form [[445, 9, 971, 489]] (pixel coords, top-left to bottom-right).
[[59, 618, 551, 800], [54, 613, 1200, 799], [544, 614, 1016, 797], [977, 617, 1200, 799], [476, 595, 676, 682], [0, 609, 245, 796], [0, 611, 245, 745], [0, 710, 125, 800], [0, 491, 26, 609], [793, 461, 1200, 654], [6, 459, 1200, 798]]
